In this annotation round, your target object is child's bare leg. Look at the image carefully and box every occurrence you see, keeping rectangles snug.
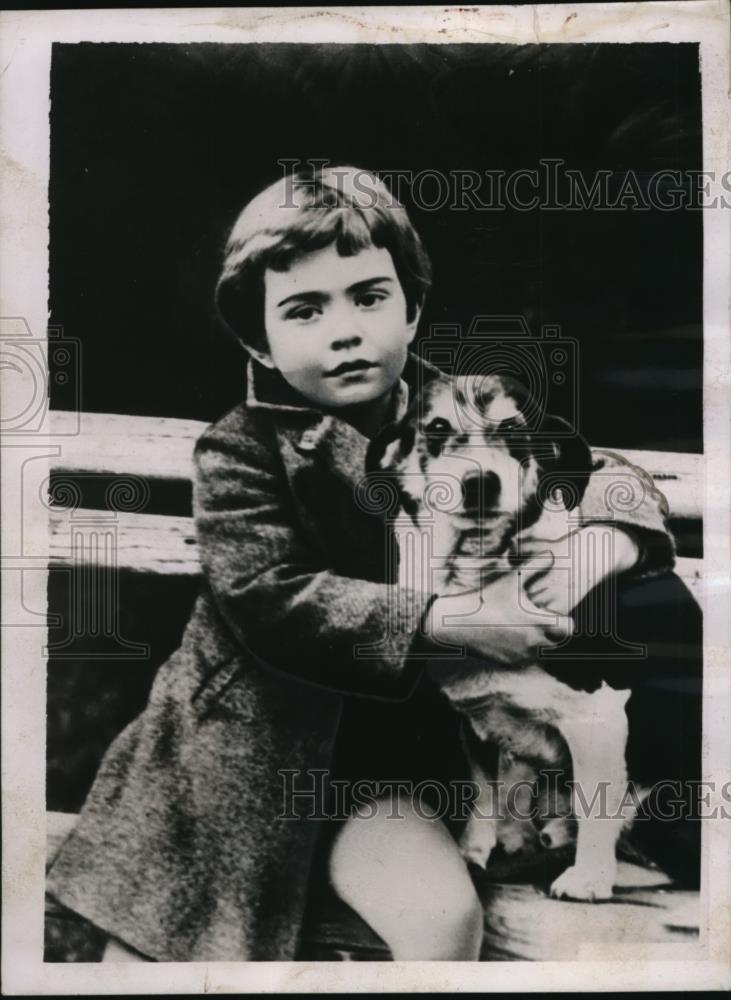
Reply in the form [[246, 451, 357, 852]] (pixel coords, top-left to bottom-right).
[[329, 795, 483, 960], [101, 936, 150, 962]]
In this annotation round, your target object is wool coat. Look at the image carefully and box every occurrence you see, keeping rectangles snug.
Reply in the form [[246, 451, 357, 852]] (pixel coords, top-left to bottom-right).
[[46, 353, 675, 962]]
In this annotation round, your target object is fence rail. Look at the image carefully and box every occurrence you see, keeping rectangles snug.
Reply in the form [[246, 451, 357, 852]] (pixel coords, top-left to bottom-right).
[[47, 409, 704, 597], [47, 506, 704, 602], [50, 409, 703, 522]]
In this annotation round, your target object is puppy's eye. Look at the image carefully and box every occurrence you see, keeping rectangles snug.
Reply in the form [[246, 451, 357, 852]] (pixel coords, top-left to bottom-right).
[[425, 418, 452, 436], [424, 418, 452, 458]]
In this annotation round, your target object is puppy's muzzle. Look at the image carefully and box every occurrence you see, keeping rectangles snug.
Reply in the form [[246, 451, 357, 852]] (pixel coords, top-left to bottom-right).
[[461, 470, 501, 516]]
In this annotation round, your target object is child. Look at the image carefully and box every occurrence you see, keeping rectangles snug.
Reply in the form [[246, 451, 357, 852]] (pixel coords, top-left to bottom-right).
[[47, 165, 680, 962]]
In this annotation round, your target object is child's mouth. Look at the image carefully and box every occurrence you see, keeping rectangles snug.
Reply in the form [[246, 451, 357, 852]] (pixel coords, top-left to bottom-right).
[[326, 360, 377, 378]]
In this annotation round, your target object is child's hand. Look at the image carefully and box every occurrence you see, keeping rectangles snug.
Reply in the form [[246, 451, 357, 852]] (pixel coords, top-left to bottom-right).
[[425, 564, 573, 668], [518, 526, 641, 616]]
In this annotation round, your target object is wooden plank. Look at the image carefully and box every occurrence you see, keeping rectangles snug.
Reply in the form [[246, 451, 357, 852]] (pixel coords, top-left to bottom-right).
[[50, 410, 203, 482], [599, 448, 702, 526], [49, 509, 199, 575], [49, 411, 702, 521], [47, 811, 79, 864], [478, 872, 699, 961], [48, 507, 705, 601], [675, 555, 701, 583], [675, 557, 703, 601]]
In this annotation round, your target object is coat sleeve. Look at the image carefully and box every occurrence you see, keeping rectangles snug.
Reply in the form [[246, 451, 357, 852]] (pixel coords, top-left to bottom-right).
[[192, 417, 432, 699], [578, 448, 676, 576]]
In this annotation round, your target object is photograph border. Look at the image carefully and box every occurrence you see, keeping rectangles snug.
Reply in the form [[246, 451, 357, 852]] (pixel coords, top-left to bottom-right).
[[1, 3, 729, 993]]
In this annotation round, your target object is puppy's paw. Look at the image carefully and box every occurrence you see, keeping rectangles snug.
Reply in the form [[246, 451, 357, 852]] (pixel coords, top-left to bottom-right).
[[459, 819, 497, 869], [549, 864, 615, 902]]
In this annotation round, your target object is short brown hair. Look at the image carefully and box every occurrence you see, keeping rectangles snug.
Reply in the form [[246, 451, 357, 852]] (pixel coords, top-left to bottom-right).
[[215, 165, 432, 353]]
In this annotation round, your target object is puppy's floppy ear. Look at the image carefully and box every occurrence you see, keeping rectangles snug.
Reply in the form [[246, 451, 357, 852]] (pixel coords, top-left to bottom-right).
[[537, 414, 594, 510], [366, 420, 414, 474]]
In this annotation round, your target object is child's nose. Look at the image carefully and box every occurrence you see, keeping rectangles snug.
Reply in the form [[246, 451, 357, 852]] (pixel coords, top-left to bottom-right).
[[330, 333, 363, 351], [329, 301, 368, 351]]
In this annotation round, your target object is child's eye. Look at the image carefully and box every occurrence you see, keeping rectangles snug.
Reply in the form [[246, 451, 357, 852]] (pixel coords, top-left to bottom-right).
[[286, 304, 321, 322], [356, 291, 387, 309]]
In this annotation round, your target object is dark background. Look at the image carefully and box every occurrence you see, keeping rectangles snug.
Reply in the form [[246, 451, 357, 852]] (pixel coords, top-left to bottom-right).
[[50, 41, 702, 451], [47, 42, 703, 813]]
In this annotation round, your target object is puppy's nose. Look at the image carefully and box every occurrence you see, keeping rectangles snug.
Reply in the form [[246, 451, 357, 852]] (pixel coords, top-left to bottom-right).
[[463, 470, 500, 511], [538, 818, 574, 850]]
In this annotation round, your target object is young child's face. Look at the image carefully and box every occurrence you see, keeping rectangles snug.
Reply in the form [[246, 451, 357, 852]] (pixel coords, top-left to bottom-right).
[[260, 243, 419, 410]]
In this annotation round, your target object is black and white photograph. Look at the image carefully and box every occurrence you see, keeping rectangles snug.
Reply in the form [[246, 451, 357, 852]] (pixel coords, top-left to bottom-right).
[[1, 3, 730, 994]]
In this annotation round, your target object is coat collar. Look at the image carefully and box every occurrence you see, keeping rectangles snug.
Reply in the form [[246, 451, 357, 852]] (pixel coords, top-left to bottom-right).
[[245, 352, 444, 492]]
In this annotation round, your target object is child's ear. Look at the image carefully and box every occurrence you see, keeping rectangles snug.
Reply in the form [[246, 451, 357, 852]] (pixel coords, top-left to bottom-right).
[[245, 344, 276, 370], [405, 301, 422, 343]]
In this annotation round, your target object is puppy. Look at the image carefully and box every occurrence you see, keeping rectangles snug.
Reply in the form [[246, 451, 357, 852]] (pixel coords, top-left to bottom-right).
[[369, 374, 640, 902]]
